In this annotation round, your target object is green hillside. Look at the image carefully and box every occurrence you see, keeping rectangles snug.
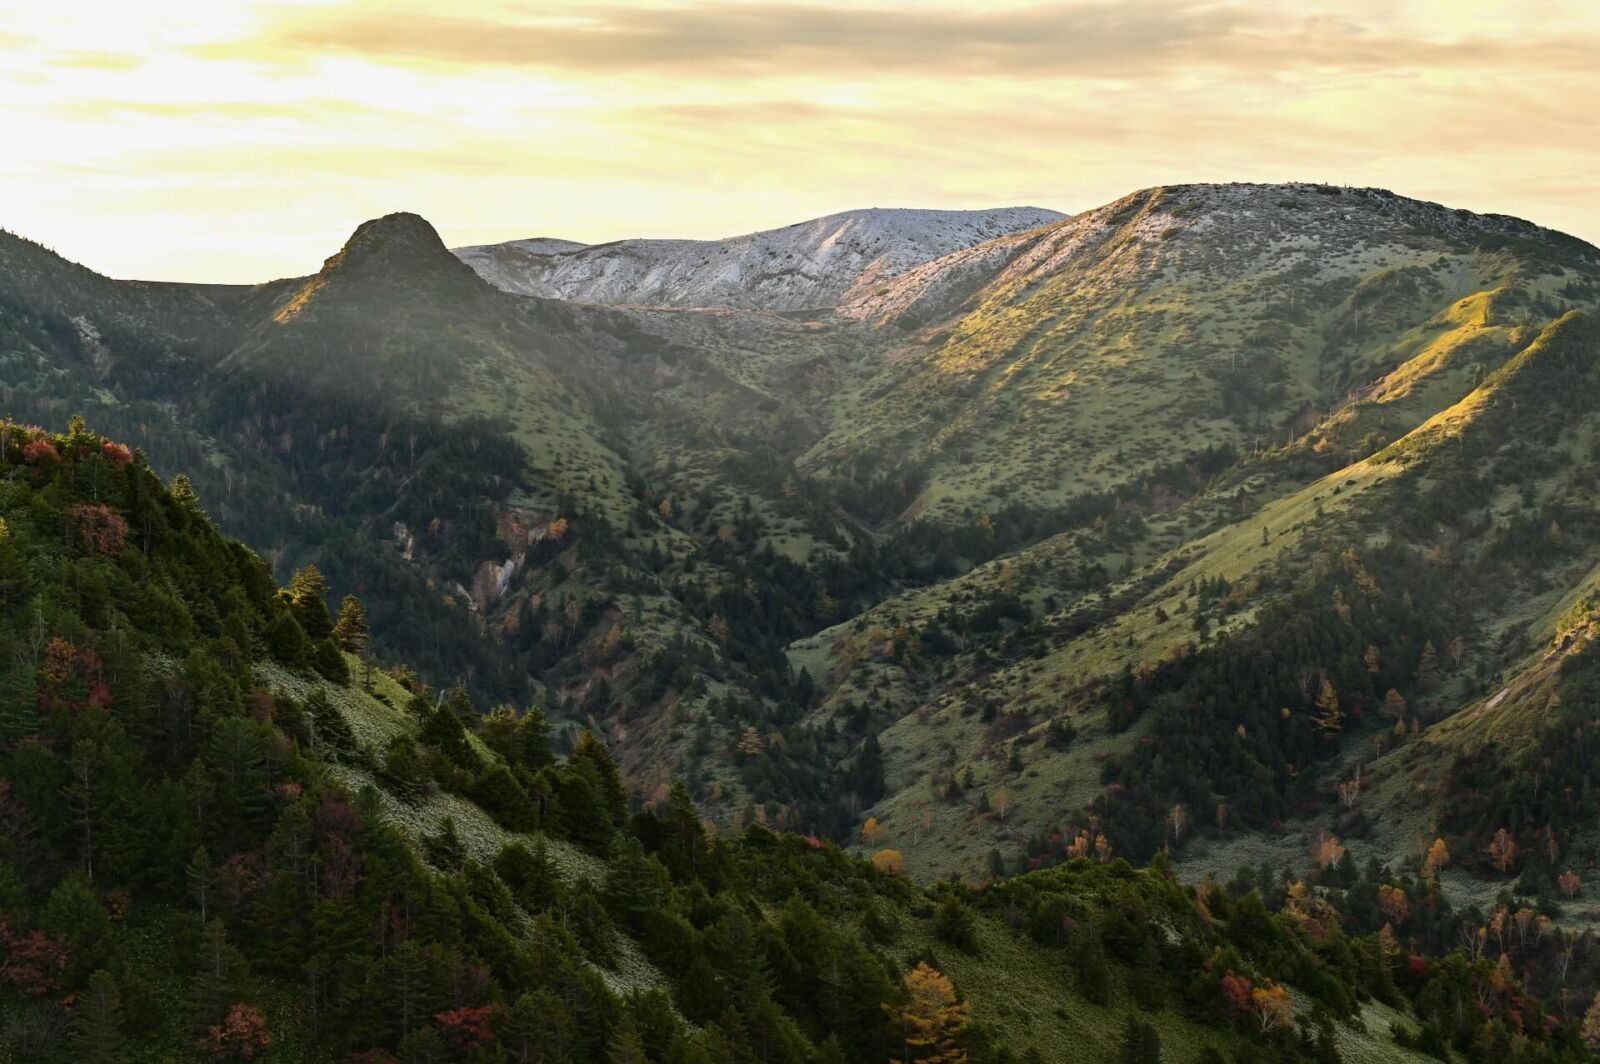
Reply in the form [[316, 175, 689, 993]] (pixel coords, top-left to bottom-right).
[[9, 186, 1600, 1042], [0, 420, 1543, 1063]]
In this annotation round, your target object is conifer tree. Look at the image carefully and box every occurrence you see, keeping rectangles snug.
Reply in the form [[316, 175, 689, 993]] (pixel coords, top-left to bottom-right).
[[188, 920, 250, 1032], [186, 845, 214, 923], [332, 594, 369, 652], [570, 731, 628, 824], [423, 817, 466, 871], [171, 473, 202, 517], [501, 989, 576, 1063], [1119, 1014, 1162, 1063], [71, 969, 125, 1063], [1417, 641, 1440, 689], [288, 564, 334, 640], [0, 518, 31, 612], [886, 962, 969, 1064]]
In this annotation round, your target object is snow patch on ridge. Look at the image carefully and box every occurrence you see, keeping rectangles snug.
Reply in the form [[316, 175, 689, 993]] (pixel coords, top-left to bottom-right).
[[452, 206, 1065, 312]]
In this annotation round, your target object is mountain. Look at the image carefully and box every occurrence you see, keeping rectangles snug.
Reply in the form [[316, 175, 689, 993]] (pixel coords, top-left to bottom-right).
[[0, 420, 1497, 1064], [10, 187, 1600, 1054], [794, 184, 1600, 877], [803, 182, 1598, 521], [453, 206, 1065, 310]]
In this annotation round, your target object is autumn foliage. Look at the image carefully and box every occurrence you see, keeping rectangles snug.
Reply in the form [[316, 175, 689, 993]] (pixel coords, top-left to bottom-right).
[[0, 920, 71, 997], [872, 848, 907, 876], [200, 1004, 271, 1060], [885, 962, 969, 1063], [1220, 973, 1253, 1017], [74, 503, 129, 557], [436, 1005, 498, 1050]]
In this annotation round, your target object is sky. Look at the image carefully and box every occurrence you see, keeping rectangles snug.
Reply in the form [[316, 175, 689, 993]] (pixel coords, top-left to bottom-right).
[[3, 0, 1598, 283]]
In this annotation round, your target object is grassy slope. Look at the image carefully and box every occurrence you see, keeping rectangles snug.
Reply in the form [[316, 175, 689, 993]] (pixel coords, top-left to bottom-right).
[[828, 290, 1600, 882], [253, 657, 1438, 1063]]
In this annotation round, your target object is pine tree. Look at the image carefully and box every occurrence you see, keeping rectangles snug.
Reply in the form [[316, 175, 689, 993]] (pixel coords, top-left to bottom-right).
[[607, 1023, 650, 1064], [0, 518, 32, 613], [1119, 1014, 1162, 1063], [934, 896, 978, 953], [423, 817, 466, 871], [658, 783, 708, 882], [287, 565, 334, 640], [501, 989, 576, 1063], [570, 731, 627, 824], [1075, 935, 1112, 1005], [71, 969, 125, 1063], [495, 839, 563, 912], [397, 1025, 447, 1064], [380, 735, 431, 804], [1417, 640, 1440, 689], [187, 845, 215, 923], [171, 474, 202, 517], [188, 919, 250, 1032], [331, 594, 369, 652]]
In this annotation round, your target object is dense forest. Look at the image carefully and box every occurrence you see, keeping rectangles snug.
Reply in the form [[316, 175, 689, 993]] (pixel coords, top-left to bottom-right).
[[4, 421, 1600, 1062]]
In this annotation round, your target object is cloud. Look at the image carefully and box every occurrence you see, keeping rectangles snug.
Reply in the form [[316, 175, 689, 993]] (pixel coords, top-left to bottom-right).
[[11, 0, 1600, 280], [49, 97, 388, 122], [250, 1, 1600, 80], [49, 50, 147, 71]]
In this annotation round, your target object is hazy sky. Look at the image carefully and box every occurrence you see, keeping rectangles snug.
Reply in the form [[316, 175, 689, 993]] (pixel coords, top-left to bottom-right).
[[5, 0, 1597, 282]]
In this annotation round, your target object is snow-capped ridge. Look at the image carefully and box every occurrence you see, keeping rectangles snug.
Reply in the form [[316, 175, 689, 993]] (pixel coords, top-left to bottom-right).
[[453, 206, 1065, 311]]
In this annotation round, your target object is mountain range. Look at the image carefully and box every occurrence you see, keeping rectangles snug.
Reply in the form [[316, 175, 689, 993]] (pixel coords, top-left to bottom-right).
[[454, 206, 1064, 311], [5, 181, 1600, 1060]]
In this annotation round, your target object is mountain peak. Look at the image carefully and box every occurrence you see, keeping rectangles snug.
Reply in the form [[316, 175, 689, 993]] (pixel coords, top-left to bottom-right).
[[337, 211, 451, 267], [275, 211, 486, 321]]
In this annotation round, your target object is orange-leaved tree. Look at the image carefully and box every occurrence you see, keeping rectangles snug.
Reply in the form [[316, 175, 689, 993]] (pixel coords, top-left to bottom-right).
[[885, 961, 969, 1064]]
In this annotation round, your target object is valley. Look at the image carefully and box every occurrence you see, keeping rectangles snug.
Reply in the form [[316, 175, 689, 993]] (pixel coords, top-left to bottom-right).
[[6, 181, 1600, 1060]]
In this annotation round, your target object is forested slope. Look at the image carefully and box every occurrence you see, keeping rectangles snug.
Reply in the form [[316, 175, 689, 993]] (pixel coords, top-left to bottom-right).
[[5, 421, 1589, 1062]]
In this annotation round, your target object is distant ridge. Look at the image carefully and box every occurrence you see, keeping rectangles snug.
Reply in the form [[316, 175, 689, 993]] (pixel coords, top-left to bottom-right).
[[453, 205, 1065, 311]]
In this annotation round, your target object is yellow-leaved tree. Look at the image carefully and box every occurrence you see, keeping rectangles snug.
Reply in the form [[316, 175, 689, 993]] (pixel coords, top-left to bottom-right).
[[1313, 678, 1343, 734], [885, 962, 969, 1064], [1583, 990, 1600, 1049]]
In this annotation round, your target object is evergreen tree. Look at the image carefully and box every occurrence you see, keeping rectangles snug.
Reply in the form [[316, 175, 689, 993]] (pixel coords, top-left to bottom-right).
[[70, 969, 125, 1063], [186, 845, 215, 923], [934, 895, 979, 953], [288, 564, 334, 640], [570, 731, 628, 824], [332, 593, 369, 652], [0, 517, 31, 613], [1075, 935, 1112, 1005], [188, 920, 250, 1032], [605, 839, 671, 935], [1119, 1014, 1162, 1064], [500, 989, 576, 1063], [381, 735, 432, 803], [496, 839, 564, 912], [170, 473, 202, 517], [607, 1023, 651, 1064], [423, 816, 466, 871]]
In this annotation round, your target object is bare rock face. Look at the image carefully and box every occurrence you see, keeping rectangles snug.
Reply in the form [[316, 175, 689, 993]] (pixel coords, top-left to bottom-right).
[[452, 206, 1065, 311]]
